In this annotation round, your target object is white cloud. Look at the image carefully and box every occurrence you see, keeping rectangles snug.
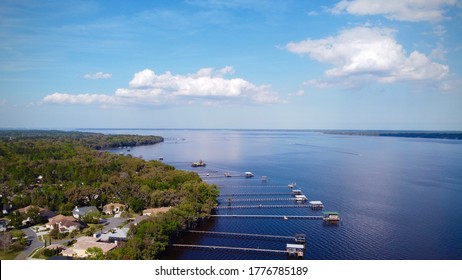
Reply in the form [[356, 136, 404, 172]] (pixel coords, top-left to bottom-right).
[[43, 93, 122, 105], [123, 67, 284, 103], [83, 72, 112, 79], [331, 0, 457, 22], [286, 26, 449, 88], [43, 67, 285, 107]]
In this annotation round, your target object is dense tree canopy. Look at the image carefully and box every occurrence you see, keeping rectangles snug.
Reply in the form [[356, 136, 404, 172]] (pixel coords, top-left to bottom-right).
[[0, 130, 219, 259]]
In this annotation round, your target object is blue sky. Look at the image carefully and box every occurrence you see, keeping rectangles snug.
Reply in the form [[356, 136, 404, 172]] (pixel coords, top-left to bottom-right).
[[1, 0, 461, 130]]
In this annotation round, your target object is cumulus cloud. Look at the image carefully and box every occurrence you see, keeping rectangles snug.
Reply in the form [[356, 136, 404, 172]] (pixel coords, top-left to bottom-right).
[[331, 0, 457, 22], [286, 26, 449, 88], [43, 67, 285, 107], [43, 93, 123, 105], [83, 72, 112, 79]]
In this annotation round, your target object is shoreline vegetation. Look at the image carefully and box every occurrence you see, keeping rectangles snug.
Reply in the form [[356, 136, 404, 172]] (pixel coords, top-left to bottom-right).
[[321, 130, 462, 140], [0, 130, 219, 260]]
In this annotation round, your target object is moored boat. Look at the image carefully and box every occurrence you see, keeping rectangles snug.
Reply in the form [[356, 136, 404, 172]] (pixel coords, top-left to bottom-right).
[[191, 160, 206, 167]]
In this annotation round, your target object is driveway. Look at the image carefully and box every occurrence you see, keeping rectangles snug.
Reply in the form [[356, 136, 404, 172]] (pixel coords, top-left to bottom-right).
[[102, 217, 127, 232]]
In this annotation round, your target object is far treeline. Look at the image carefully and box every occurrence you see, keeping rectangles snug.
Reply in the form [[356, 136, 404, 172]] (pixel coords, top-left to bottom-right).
[[322, 130, 462, 140], [0, 130, 219, 259]]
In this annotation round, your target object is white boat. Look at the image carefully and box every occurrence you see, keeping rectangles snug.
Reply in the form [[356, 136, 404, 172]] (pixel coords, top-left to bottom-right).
[[245, 172, 254, 178], [191, 160, 206, 167], [288, 182, 296, 188]]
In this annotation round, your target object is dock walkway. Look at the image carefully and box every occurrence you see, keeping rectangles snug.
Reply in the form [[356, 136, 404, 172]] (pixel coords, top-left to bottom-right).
[[219, 197, 301, 202], [172, 244, 286, 254], [219, 192, 290, 196], [216, 204, 311, 209], [210, 214, 323, 220]]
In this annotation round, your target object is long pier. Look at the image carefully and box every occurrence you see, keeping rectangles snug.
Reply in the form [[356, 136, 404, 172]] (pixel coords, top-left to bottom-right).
[[217, 185, 291, 188], [172, 244, 286, 254], [210, 214, 323, 220], [216, 204, 311, 209], [219, 192, 290, 196], [183, 230, 293, 240], [219, 197, 300, 202]]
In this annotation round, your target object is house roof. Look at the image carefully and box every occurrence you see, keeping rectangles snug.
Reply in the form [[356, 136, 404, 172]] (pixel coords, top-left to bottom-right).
[[99, 228, 129, 242], [287, 244, 305, 249], [323, 211, 340, 215], [17, 205, 57, 219], [72, 206, 99, 216], [61, 236, 117, 258], [18, 205, 45, 214], [309, 201, 323, 205], [47, 215, 78, 226], [102, 203, 126, 212]]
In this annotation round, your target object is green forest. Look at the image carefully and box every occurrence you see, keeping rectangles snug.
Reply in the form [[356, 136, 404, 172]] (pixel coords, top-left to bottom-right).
[[0, 130, 219, 259]]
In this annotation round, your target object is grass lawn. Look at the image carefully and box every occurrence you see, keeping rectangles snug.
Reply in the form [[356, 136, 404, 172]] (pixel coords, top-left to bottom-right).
[[0, 250, 20, 260]]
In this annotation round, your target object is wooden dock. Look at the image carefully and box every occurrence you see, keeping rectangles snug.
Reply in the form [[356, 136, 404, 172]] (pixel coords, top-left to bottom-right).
[[172, 244, 287, 254], [219, 197, 301, 202], [182, 230, 294, 240], [210, 214, 323, 220], [219, 192, 291, 196], [217, 185, 291, 188], [216, 204, 311, 209]]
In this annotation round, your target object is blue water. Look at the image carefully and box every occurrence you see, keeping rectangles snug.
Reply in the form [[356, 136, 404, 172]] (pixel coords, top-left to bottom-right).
[[91, 129, 462, 260]]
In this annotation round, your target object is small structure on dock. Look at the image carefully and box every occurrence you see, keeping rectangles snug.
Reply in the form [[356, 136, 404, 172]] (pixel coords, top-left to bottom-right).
[[292, 189, 302, 196], [245, 172, 254, 178], [323, 211, 340, 223], [309, 200, 324, 209], [286, 243, 305, 258], [294, 234, 306, 244], [261, 175, 267, 182], [294, 194, 307, 203], [191, 160, 206, 167]]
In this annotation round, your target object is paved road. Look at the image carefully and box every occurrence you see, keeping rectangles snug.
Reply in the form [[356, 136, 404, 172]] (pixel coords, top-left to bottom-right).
[[15, 227, 43, 260]]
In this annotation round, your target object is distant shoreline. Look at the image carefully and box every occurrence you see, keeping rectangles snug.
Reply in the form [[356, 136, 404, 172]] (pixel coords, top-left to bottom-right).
[[2, 128, 461, 140], [322, 130, 462, 140]]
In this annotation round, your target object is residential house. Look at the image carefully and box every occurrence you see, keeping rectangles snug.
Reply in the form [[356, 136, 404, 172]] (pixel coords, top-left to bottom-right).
[[96, 227, 129, 243], [102, 203, 126, 215], [142, 207, 172, 216], [17, 205, 56, 220], [61, 236, 117, 258], [46, 214, 81, 233], [72, 206, 99, 219]]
